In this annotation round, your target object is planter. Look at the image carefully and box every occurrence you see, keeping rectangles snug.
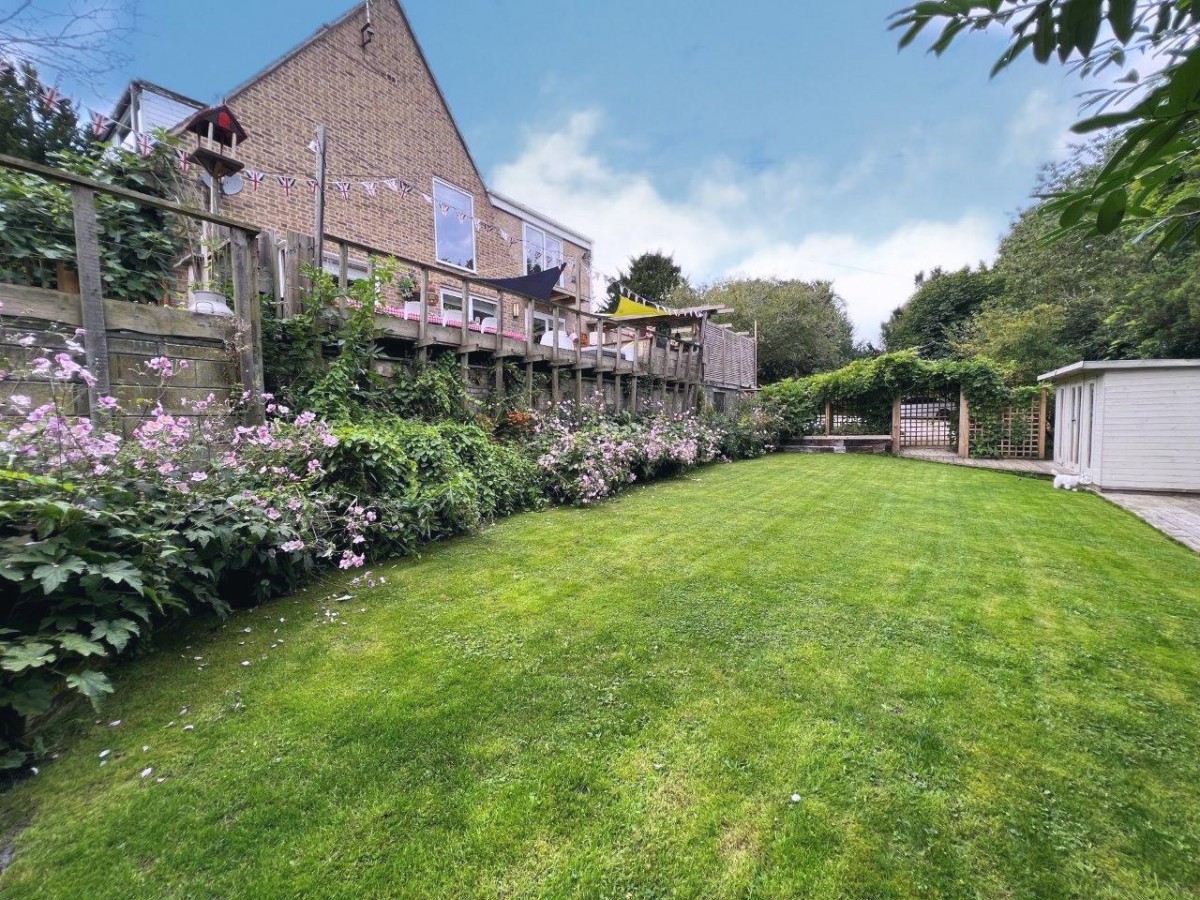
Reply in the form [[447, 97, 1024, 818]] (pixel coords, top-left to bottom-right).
[[187, 289, 234, 317]]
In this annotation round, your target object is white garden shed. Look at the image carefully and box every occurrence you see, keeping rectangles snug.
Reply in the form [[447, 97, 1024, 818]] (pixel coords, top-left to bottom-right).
[[1038, 360, 1200, 492]]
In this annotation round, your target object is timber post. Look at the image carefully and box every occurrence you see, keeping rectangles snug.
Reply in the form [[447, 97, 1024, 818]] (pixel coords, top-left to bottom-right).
[[230, 228, 265, 425], [69, 185, 111, 413], [891, 396, 902, 456], [957, 388, 970, 457]]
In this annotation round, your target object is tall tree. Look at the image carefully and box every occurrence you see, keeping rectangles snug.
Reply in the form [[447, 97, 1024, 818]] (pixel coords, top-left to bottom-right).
[[699, 278, 855, 383], [881, 265, 1004, 357], [892, 1, 1200, 251], [0, 61, 87, 164], [607, 251, 682, 304], [952, 144, 1200, 381]]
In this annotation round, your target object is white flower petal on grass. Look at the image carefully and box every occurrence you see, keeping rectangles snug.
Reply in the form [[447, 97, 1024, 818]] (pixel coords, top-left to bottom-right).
[[140, 767, 153, 779], [241, 661, 250, 666], [790, 793, 801, 803], [108, 720, 121, 727], [142, 745, 150, 752], [99, 749, 111, 759]]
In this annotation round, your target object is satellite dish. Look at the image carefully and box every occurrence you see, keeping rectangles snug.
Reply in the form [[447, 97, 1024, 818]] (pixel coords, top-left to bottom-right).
[[221, 174, 243, 196], [198, 172, 213, 188]]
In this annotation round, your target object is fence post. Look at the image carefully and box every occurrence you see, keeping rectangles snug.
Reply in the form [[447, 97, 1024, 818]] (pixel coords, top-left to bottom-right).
[[824, 400, 833, 437], [891, 396, 902, 455], [69, 186, 111, 413], [958, 388, 970, 458], [1037, 388, 1048, 459], [231, 229, 265, 425]]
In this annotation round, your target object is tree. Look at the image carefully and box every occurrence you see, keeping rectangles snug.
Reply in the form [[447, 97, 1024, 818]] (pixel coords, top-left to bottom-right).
[[951, 142, 1200, 380], [0, 1, 136, 87], [698, 278, 855, 383], [881, 265, 1004, 357], [0, 61, 87, 164], [892, 1, 1200, 251], [607, 252, 682, 305]]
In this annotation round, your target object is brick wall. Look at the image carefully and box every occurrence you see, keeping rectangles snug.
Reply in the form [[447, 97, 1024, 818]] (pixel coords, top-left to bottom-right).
[[218, 1, 591, 326]]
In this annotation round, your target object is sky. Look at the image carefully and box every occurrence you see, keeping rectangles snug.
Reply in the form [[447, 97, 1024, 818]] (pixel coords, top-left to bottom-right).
[[44, 0, 1094, 341]]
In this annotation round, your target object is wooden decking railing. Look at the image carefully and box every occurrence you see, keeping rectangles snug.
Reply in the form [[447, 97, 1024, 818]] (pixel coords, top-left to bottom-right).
[[0, 153, 749, 419]]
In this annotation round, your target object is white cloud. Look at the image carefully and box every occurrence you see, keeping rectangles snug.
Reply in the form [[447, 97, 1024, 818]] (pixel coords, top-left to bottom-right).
[[730, 218, 1001, 342], [1003, 87, 1077, 168], [490, 110, 1002, 343]]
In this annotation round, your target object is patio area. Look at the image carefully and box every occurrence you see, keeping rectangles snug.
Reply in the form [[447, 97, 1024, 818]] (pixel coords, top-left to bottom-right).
[[898, 447, 1055, 476], [1101, 491, 1200, 553]]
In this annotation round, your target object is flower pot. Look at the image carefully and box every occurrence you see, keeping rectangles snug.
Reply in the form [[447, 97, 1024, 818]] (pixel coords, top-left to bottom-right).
[[188, 289, 234, 317]]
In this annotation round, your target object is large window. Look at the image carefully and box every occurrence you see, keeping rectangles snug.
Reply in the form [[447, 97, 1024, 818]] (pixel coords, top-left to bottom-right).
[[433, 178, 475, 271], [524, 223, 563, 277]]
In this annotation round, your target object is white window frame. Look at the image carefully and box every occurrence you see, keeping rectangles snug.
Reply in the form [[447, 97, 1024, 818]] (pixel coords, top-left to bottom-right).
[[439, 289, 496, 324], [530, 309, 553, 341], [523, 222, 564, 283], [433, 177, 476, 272]]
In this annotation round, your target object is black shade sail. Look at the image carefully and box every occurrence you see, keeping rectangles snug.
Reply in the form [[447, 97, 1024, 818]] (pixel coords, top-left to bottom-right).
[[476, 264, 566, 302]]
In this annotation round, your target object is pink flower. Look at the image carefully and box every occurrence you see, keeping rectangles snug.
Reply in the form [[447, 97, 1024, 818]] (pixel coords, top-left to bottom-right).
[[190, 471, 208, 482]]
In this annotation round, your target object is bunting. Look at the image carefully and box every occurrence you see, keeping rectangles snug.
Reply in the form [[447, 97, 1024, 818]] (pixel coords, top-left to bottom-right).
[[278, 175, 296, 196], [244, 169, 266, 191], [334, 181, 352, 199], [174, 147, 191, 173]]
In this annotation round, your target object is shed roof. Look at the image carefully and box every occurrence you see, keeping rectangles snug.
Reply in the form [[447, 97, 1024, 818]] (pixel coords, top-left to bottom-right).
[[1038, 359, 1200, 382]]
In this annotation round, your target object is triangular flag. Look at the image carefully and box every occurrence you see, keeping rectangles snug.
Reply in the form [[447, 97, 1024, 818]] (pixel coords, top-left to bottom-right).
[[382, 178, 398, 192], [278, 175, 297, 196], [174, 147, 190, 172], [90, 111, 109, 138], [334, 181, 352, 199], [244, 169, 265, 191], [361, 181, 377, 197]]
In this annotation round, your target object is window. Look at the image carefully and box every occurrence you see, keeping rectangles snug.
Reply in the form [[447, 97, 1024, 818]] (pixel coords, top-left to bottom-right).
[[712, 391, 727, 414], [433, 178, 475, 271], [440, 289, 496, 324], [524, 223, 563, 279], [531, 310, 553, 342]]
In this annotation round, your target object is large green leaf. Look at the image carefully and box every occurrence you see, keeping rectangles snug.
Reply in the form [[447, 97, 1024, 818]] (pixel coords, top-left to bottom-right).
[[32, 557, 87, 594], [1096, 188, 1129, 233], [90, 619, 140, 653], [57, 634, 108, 658], [1, 642, 56, 673], [65, 670, 114, 708]]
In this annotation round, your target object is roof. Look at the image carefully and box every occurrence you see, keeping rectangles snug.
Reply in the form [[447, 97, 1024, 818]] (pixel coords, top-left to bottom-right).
[[487, 191, 593, 248], [1038, 359, 1200, 382], [104, 79, 205, 140]]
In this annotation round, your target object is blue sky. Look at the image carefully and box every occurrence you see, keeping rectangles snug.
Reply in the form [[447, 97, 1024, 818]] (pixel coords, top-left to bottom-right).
[[56, 0, 1092, 340]]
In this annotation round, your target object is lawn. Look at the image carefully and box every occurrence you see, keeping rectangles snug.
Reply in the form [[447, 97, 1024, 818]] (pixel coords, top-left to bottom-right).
[[3, 454, 1200, 898]]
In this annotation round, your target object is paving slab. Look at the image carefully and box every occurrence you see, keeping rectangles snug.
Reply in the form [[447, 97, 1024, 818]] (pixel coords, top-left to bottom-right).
[[1101, 491, 1200, 553]]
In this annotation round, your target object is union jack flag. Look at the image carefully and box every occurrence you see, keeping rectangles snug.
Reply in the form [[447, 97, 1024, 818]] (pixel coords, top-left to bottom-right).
[[135, 132, 154, 157], [334, 181, 352, 199], [244, 169, 265, 191], [174, 148, 190, 173], [307, 178, 319, 194], [382, 178, 399, 192], [456, 211, 467, 223], [40, 86, 60, 109], [90, 111, 109, 138], [438, 202, 450, 215], [361, 181, 377, 197], [277, 175, 297, 196], [399, 181, 415, 195]]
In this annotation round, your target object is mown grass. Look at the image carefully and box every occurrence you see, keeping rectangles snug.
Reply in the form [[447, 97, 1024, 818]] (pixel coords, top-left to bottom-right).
[[2, 454, 1200, 898]]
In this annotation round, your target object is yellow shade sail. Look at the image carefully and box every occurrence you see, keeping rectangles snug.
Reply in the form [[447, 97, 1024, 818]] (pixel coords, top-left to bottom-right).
[[609, 295, 671, 318]]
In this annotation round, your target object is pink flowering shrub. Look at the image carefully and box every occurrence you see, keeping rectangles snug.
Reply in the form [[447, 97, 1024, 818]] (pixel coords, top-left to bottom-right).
[[0, 326, 371, 766], [529, 399, 726, 505]]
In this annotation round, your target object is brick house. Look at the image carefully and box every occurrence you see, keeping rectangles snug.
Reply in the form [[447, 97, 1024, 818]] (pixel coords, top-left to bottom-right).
[[109, 0, 594, 337], [104, 0, 758, 407]]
